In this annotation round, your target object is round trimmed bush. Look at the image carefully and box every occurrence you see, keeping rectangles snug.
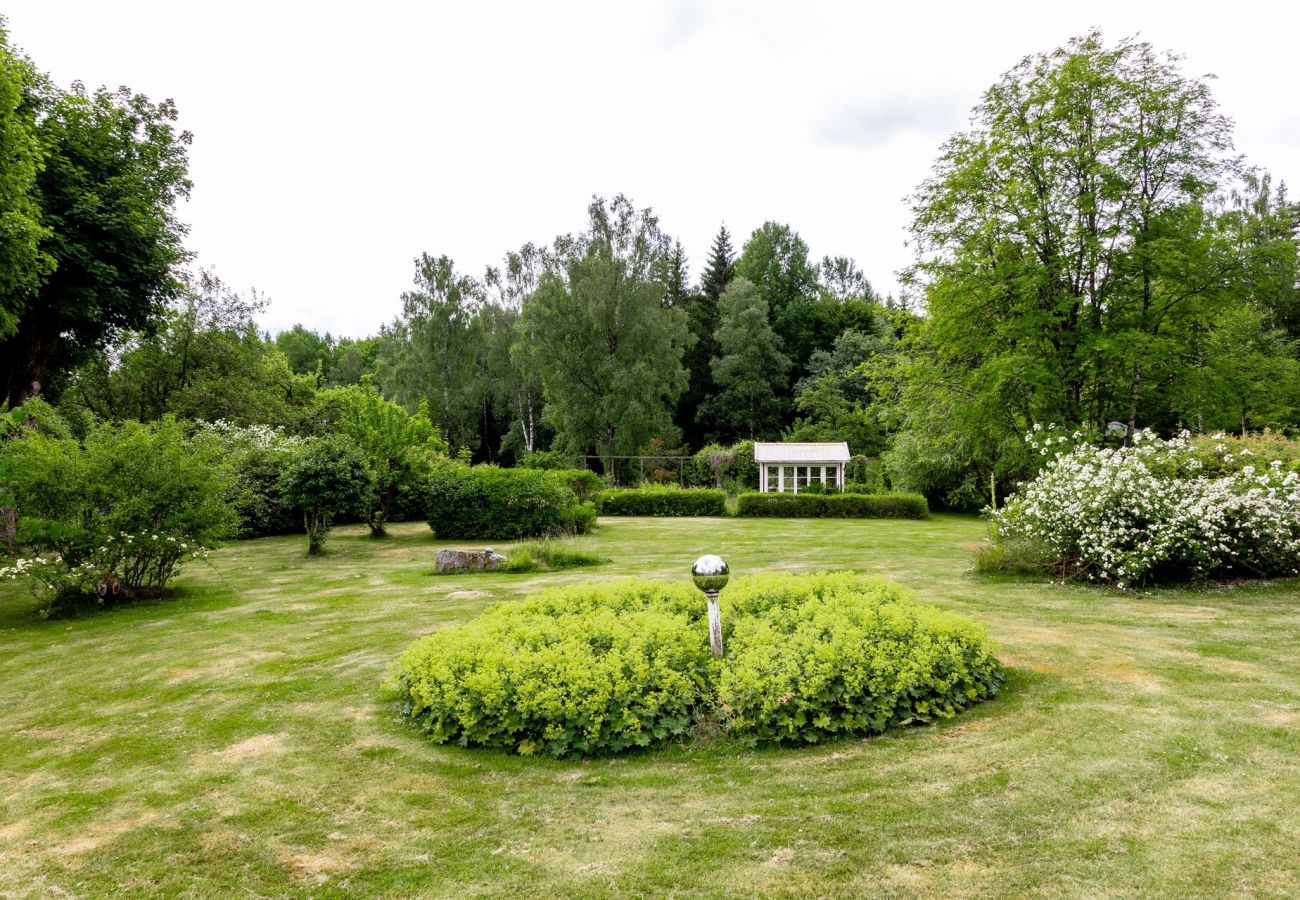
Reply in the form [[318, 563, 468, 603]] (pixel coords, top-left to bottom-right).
[[718, 573, 1002, 741], [391, 581, 713, 757], [390, 572, 1003, 756]]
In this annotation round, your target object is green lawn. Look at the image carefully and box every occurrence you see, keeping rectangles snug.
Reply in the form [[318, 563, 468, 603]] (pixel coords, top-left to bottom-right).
[[2, 516, 1299, 897]]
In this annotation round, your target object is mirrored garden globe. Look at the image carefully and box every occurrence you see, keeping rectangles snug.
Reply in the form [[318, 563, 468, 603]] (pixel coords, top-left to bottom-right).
[[691, 554, 730, 593]]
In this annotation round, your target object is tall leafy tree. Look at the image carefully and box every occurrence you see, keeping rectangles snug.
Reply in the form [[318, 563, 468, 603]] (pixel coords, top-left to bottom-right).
[[318, 378, 445, 537], [734, 221, 820, 370], [63, 271, 314, 426], [275, 325, 335, 381], [662, 240, 692, 309], [326, 335, 382, 387], [519, 195, 688, 470], [1218, 173, 1300, 338], [1, 80, 192, 406], [817, 255, 876, 303], [487, 243, 547, 455], [0, 23, 50, 341], [379, 253, 484, 452], [786, 327, 895, 454], [891, 31, 1265, 506], [700, 277, 790, 439]]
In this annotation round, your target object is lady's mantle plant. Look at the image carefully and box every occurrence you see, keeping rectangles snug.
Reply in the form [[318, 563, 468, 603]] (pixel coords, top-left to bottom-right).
[[989, 426, 1300, 586]]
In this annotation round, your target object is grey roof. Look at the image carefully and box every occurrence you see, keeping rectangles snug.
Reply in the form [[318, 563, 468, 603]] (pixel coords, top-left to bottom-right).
[[753, 442, 851, 463]]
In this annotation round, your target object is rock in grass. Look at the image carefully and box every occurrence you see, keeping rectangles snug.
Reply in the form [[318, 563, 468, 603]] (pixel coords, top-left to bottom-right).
[[435, 548, 506, 574]]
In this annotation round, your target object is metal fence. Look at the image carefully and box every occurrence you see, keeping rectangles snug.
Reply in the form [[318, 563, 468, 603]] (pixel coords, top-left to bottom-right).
[[580, 455, 695, 487]]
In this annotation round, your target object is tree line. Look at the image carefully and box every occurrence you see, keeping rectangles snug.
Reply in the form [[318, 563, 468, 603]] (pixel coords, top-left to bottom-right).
[[3, 22, 1298, 510]]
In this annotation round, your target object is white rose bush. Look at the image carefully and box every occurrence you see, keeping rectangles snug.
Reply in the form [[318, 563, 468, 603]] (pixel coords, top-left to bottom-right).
[[985, 427, 1300, 587]]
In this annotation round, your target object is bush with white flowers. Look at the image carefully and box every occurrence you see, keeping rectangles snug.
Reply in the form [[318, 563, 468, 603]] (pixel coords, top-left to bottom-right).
[[1, 532, 212, 618], [1, 416, 235, 615], [987, 427, 1300, 587]]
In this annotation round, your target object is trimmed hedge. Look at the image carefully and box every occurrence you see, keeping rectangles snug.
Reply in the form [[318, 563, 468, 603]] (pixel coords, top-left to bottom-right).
[[735, 492, 928, 519], [425, 464, 597, 540], [389, 572, 1002, 756], [597, 486, 728, 517]]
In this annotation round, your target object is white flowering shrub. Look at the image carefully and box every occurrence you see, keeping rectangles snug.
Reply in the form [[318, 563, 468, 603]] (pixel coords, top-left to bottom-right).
[[1, 417, 235, 616], [987, 427, 1300, 587], [193, 420, 305, 453], [1, 532, 212, 618], [194, 420, 306, 537]]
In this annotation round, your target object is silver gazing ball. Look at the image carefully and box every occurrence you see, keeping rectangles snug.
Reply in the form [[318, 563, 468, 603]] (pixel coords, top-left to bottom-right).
[[691, 554, 730, 593]]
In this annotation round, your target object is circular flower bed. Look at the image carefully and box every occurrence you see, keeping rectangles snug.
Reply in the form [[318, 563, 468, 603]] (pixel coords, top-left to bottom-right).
[[389, 573, 1003, 757]]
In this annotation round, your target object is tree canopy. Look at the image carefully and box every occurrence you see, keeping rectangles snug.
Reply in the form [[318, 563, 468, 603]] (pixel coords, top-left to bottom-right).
[[886, 30, 1300, 506], [519, 195, 689, 469], [0, 74, 192, 406]]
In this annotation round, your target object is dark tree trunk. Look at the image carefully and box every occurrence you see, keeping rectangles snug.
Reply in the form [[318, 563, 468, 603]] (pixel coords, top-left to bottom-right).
[[0, 319, 59, 407]]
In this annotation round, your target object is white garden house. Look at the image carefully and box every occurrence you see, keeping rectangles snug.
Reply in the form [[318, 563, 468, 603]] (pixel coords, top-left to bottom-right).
[[754, 442, 851, 493]]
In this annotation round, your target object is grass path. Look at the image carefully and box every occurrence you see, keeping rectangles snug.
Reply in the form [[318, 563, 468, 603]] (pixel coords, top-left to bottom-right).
[[2, 515, 1299, 897]]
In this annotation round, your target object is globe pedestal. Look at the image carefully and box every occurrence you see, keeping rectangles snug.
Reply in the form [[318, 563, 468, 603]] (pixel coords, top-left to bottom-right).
[[691, 555, 730, 659]]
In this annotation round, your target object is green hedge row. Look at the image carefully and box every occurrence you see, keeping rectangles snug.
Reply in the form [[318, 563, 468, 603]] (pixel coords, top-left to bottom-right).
[[390, 572, 1003, 756], [424, 464, 597, 540], [735, 492, 928, 519], [597, 486, 728, 517]]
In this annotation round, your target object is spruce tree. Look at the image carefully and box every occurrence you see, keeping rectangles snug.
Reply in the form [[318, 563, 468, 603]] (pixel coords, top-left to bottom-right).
[[678, 224, 735, 446], [699, 224, 736, 304], [700, 277, 791, 440], [663, 240, 691, 309]]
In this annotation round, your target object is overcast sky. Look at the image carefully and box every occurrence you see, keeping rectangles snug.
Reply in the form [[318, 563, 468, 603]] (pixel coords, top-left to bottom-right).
[[6, 1, 1298, 337]]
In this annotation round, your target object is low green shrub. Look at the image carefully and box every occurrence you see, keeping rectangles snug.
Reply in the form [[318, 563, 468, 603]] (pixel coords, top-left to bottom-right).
[[597, 485, 728, 517], [391, 581, 712, 756], [0, 415, 236, 614], [689, 440, 759, 491], [545, 468, 606, 502], [971, 536, 1055, 576], [718, 573, 1003, 743], [735, 492, 928, 519], [194, 421, 306, 538], [517, 449, 581, 470], [1189, 431, 1300, 477], [431, 539, 607, 576], [390, 572, 1002, 756], [989, 428, 1300, 586], [425, 464, 596, 540], [279, 436, 374, 555]]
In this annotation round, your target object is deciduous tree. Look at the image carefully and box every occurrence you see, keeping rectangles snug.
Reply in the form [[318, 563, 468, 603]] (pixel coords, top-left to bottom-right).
[[520, 195, 688, 471], [0, 80, 192, 406]]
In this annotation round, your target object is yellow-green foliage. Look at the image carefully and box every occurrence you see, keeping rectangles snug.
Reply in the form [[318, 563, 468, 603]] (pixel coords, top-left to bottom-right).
[[719, 573, 1004, 742], [391, 581, 712, 756], [391, 572, 1002, 756]]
